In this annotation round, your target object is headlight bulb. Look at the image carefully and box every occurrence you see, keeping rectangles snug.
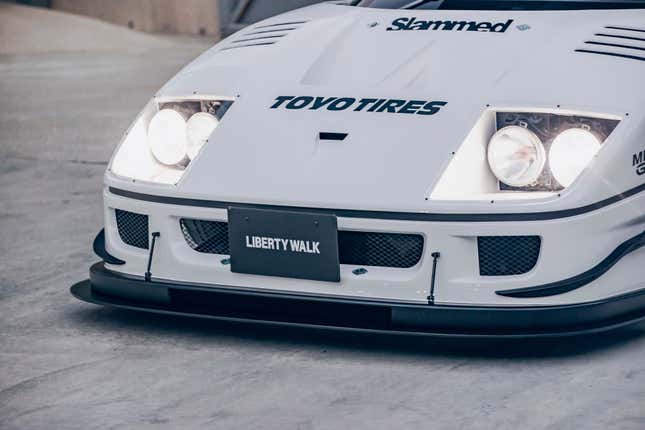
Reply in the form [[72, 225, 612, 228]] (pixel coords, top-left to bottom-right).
[[487, 126, 546, 187], [549, 128, 601, 187], [147, 109, 188, 166], [186, 112, 219, 160]]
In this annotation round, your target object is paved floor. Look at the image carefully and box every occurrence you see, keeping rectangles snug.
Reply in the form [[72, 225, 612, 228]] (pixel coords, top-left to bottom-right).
[[1, 12, 645, 430]]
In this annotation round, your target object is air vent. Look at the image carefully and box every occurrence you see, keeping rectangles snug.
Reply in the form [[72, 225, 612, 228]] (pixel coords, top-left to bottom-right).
[[180, 218, 424, 269], [576, 25, 645, 63], [115, 210, 149, 250], [478, 236, 541, 277], [221, 20, 308, 51]]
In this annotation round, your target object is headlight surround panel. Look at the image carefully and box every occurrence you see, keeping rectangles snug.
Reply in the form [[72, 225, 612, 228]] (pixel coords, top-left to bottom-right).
[[494, 112, 620, 192], [109, 97, 234, 185]]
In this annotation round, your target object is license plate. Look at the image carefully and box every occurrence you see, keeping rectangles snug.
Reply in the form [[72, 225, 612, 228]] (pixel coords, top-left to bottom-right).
[[228, 207, 340, 282]]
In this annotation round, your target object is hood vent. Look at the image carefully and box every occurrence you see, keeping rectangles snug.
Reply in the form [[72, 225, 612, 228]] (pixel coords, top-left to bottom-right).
[[221, 20, 308, 51], [576, 25, 645, 63]]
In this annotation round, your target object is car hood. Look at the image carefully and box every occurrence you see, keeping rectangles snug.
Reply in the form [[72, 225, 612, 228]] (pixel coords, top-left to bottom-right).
[[153, 3, 645, 211]]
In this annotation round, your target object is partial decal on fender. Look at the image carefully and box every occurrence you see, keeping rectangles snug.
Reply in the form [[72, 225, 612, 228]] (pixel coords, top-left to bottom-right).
[[634, 149, 645, 176], [270, 96, 447, 115]]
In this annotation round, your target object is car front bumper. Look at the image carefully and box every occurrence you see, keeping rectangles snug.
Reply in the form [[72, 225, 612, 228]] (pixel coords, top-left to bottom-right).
[[100, 186, 645, 307], [72, 262, 645, 337]]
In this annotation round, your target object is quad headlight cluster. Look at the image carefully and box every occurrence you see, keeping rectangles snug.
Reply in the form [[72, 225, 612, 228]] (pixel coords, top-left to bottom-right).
[[110, 98, 234, 185], [487, 112, 619, 191], [148, 99, 233, 167]]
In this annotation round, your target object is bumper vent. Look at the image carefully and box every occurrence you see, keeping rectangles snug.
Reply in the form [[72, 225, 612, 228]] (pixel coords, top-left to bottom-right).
[[478, 236, 541, 276], [115, 210, 149, 249], [180, 219, 424, 269], [338, 231, 423, 269], [180, 219, 229, 255]]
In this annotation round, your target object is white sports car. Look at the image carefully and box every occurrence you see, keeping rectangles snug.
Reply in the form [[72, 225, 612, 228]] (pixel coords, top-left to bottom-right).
[[72, 0, 645, 336]]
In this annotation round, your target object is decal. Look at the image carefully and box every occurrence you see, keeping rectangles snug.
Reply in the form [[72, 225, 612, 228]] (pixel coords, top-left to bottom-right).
[[386, 17, 514, 33], [634, 150, 645, 176], [245, 235, 321, 255], [270, 96, 447, 115]]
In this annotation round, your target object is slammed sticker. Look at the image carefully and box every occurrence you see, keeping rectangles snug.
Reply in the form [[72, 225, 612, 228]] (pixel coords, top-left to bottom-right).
[[387, 17, 514, 33], [270, 96, 447, 115], [245, 235, 321, 255]]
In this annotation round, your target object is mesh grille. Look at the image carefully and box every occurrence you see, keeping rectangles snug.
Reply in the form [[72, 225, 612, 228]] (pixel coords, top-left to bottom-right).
[[179, 219, 424, 269], [115, 209, 149, 249], [180, 219, 229, 255], [338, 231, 423, 268], [478, 236, 541, 276]]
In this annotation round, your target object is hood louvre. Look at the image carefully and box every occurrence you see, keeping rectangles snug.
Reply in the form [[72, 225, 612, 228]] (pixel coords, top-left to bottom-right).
[[576, 25, 645, 63], [604, 25, 645, 34], [221, 20, 309, 51], [254, 20, 309, 29], [575, 49, 645, 63]]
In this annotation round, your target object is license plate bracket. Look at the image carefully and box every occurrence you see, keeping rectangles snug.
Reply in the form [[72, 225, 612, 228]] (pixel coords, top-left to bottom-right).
[[228, 207, 340, 283]]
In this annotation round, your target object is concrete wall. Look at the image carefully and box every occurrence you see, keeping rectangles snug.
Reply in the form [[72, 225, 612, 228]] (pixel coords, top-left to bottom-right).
[[51, 0, 220, 37]]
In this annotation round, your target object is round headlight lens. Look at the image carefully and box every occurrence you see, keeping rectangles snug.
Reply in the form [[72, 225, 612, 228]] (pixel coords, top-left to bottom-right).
[[186, 112, 219, 160], [549, 128, 601, 188], [148, 109, 188, 166], [487, 126, 546, 187]]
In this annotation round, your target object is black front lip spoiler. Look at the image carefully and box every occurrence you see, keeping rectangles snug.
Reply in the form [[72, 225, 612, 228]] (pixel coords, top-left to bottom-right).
[[71, 263, 645, 338]]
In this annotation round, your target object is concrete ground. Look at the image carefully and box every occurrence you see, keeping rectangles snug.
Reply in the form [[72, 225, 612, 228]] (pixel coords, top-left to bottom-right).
[[1, 5, 645, 430]]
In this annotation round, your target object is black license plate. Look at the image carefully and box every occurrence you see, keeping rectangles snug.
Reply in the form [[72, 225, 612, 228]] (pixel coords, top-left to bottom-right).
[[228, 207, 340, 282]]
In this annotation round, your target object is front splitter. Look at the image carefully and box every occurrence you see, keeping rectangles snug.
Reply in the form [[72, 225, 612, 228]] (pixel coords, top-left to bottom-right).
[[71, 263, 645, 338]]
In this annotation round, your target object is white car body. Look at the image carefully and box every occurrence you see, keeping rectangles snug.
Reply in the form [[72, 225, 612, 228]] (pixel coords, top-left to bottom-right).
[[73, 1, 645, 336]]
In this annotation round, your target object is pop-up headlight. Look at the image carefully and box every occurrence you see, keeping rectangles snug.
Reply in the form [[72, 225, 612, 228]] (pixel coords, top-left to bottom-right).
[[110, 97, 234, 185]]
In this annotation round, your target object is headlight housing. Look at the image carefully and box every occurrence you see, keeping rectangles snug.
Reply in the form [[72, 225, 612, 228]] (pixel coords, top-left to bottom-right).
[[148, 109, 189, 166], [490, 112, 619, 191], [487, 125, 546, 187], [110, 97, 234, 185], [430, 109, 621, 200], [548, 128, 602, 188]]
